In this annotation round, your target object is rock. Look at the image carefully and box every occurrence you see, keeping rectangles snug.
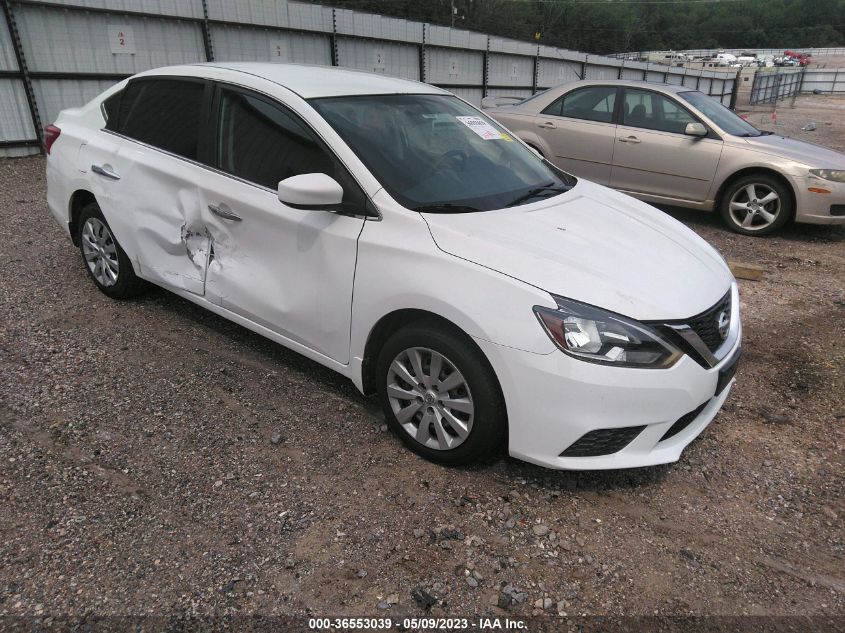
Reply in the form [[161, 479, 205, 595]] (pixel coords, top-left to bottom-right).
[[284, 556, 295, 569], [411, 587, 436, 609], [356, 569, 367, 579], [763, 460, 773, 467], [759, 408, 791, 425], [498, 593, 512, 609], [386, 593, 399, 605], [534, 598, 544, 608], [376, 601, 390, 610], [413, 528, 425, 539], [270, 431, 284, 445], [213, 480, 223, 488], [822, 507, 838, 520], [584, 555, 594, 564], [379, 424, 388, 432], [532, 524, 550, 537], [466, 576, 478, 588], [543, 597, 553, 610], [440, 527, 464, 541]]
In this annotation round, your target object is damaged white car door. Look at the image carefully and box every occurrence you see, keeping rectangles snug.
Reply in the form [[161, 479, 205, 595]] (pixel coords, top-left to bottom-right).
[[197, 85, 367, 364], [102, 77, 213, 295]]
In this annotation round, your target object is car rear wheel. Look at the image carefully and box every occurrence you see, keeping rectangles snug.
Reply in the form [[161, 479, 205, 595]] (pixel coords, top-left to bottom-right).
[[376, 322, 506, 466], [719, 174, 792, 236], [77, 202, 146, 298]]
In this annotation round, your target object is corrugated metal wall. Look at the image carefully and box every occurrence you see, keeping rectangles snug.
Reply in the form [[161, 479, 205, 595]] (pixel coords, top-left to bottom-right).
[[0, 0, 740, 157]]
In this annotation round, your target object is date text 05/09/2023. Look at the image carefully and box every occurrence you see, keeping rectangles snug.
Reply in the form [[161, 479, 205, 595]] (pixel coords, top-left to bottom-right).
[[307, 617, 528, 630]]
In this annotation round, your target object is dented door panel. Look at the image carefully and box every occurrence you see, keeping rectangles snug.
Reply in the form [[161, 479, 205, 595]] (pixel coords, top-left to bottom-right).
[[113, 142, 211, 295], [200, 177, 365, 364]]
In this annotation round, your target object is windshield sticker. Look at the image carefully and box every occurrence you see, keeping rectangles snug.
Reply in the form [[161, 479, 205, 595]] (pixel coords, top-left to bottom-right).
[[456, 116, 503, 140]]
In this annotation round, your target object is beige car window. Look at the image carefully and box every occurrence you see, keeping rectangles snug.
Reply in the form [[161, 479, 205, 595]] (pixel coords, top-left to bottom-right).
[[623, 89, 697, 134], [542, 86, 617, 124]]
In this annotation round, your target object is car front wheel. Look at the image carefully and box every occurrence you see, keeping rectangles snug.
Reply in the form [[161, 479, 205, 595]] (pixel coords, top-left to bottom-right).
[[376, 322, 506, 466], [719, 174, 792, 236]]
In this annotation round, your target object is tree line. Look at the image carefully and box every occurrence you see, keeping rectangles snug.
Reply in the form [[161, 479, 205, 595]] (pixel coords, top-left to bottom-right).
[[307, 0, 844, 55]]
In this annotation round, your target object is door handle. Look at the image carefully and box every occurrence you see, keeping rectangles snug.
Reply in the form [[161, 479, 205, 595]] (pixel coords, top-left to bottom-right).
[[208, 204, 242, 222], [91, 164, 120, 180], [537, 121, 557, 129], [618, 136, 641, 144]]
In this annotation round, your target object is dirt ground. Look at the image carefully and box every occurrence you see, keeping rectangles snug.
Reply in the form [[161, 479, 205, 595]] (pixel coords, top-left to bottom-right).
[[0, 97, 843, 627]]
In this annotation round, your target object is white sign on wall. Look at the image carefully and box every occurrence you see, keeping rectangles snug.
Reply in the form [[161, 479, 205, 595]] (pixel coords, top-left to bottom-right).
[[108, 25, 136, 55], [373, 49, 386, 71], [509, 61, 520, 78], [448, 57, 459, 77], [271, 42, 286, 62]]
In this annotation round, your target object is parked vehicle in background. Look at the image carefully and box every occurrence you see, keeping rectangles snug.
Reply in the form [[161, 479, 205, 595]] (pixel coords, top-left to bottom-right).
[[737, 55, 757, 67], [713, 53, 738, 66], [44, 63, 743, 471], [784, 51, 812, 66], [486, 79, 845, 235], [647, 51, 689, 67]]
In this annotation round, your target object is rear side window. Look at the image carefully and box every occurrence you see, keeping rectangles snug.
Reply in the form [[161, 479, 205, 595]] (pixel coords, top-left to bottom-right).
[[542, 86, 617, 124], [110, 79, 205, 160]]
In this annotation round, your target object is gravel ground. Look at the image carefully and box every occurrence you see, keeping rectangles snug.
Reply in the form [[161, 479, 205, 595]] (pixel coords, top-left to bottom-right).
[[0, 105, 843, 625]]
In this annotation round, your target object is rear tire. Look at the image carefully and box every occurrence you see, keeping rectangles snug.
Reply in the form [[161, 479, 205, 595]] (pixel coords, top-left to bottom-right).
[[77, 202, 147, 299], [719, 174, 792, 236], [376, 322, 506, 466]]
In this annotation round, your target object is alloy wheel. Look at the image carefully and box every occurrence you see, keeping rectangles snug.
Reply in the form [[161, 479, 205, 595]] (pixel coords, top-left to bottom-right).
[[386, 347, 474, 451], [728, 183, 781, 231], [81, 217, 119, 287]]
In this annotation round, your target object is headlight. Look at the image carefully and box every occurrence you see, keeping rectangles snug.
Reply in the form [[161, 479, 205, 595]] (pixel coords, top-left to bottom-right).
[[809, 169, 845, 182], [534, 296, 682, 368]]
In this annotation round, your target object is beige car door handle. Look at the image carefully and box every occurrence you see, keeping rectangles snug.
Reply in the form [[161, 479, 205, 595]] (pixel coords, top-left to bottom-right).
[[208, 204, 242, 222], [537, 121, 557, 129], [618, 136, 641, 144]]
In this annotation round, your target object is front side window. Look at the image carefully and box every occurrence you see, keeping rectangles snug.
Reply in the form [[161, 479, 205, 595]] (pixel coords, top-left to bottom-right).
[[215, 88, 366, 212], [542, 86, 617, 124], [114, 79, 205, 160], [679, 90, 761, 136], [311, 94, 575, 212], [622, 89, 698, 134]]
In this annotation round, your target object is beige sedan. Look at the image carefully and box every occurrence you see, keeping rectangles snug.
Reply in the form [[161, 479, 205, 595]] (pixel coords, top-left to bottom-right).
[[487, 80, 845, 235]]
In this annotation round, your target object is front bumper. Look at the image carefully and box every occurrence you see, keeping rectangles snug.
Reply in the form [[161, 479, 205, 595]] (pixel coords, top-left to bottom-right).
[[793, 176, 845, 225], [474, 330, 740, 471]]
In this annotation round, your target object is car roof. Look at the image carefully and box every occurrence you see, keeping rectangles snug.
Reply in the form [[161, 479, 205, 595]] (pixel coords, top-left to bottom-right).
[[554, 79, 699, 94], [135, 62, 447, 99]]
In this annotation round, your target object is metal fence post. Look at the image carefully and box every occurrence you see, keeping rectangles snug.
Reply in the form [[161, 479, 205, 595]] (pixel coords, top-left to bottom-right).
[[581, 55, 587, 80], [728, 67, 741, 109], [532, 44, 539, 94], [330, 8, 338, 66], [419, 23, 426, 83], [482, 35, 489, 98], [200, 0, 214, 62], [1, 0, 42, 148]]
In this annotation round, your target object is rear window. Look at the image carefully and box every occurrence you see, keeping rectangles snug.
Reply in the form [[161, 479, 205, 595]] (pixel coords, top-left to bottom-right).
[[106, 78, 205, 160]]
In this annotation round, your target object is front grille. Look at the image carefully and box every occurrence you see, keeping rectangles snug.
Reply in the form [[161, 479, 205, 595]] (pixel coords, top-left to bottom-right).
[[686, 291, 731, 353], [560, 426, 645, 457], [660, 401, 708, 442]]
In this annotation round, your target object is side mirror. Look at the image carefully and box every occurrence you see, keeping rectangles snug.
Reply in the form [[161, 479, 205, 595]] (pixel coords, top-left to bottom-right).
[[278, 173, 343, 210], [684, 122, 708, 138]]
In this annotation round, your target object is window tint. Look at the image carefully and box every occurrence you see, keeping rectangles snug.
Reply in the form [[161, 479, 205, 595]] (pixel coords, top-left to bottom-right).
[[622, 89, 698, 134], [118, 79, 204, 159], [216, 89, 365, 211], [542, 86, 617, 123]]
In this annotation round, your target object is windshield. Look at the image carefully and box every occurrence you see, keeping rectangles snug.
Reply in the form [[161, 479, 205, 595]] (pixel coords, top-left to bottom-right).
[[310, 94, 575, 212], [678, 91, 762, 137]]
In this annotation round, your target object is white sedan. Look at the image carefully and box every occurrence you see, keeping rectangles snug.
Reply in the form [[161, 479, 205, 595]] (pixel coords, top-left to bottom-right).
[[45, 63, 741, 470]]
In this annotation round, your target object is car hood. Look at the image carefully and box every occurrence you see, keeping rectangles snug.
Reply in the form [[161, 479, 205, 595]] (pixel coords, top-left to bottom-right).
[[423, 180, 733, 321], [737, 134, 845, 168]]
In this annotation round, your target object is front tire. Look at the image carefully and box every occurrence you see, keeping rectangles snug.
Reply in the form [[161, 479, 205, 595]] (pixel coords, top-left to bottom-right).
[[376, 322, 506, 466], [77, 202, 146, 298], [719, 174, 792, 236]]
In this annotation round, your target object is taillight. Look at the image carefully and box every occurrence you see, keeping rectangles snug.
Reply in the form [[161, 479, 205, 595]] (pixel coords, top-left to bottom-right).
[[44, 124, 61, 155]]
